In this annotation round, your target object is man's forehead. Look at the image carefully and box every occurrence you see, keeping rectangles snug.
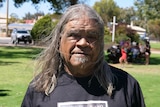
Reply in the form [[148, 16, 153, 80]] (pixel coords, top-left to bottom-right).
[[68, 18, 99, 26]]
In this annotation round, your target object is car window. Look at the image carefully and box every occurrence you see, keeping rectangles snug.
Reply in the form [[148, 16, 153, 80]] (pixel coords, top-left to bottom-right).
[[17, 31, 28, 33]]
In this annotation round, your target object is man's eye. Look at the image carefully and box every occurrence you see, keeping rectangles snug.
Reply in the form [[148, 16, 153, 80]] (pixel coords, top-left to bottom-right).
[[70, 33, 77, 37], [87, 32, 99, 39], [68, 33, 80, 40], [87, 35, 98, 41], [85, 36, 97, 44], [88, 36, 97, 39]]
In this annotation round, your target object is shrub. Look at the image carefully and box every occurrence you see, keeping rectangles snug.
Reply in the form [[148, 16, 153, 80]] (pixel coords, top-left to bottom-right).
[[116, 23, 139, 43], [104, 27, 112, 43], [31, 15, 58, 44]]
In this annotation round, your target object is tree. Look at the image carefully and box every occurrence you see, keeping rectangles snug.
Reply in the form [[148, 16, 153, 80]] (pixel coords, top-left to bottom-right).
[[31, 14, 59, 44], [23, 12, 35, 20], [148, 19, 160, 41], [118, 7, 136, 24], [134, 0, 160, 34], [23, 11, 44, 20], [8, 13, 22, 23], [115, 23, 139, 43], [0, 0, 4, 7], [93, 0, 120, 25], [134, 0, 160, 20], [0, 0, 84, 13]]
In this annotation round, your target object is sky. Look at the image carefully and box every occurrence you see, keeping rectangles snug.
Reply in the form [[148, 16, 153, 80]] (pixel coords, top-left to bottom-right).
[[0, 0, 134, 19]]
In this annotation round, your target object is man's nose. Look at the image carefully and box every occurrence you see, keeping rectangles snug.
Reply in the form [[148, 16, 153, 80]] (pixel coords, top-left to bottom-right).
[[76, 38, 89, 47]]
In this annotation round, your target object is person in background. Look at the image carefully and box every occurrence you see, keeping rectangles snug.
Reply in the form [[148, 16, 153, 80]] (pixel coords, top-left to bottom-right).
[[139, 42, 147, 64], [21, 4, 146, 107], [144, 40, 151, 65], [139, 43, 146, 55], [119, 43, 128, 67], [131, 41, 140, 62]]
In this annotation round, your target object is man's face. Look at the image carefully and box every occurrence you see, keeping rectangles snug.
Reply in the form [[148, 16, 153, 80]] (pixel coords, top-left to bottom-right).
[[59, 17, 102, 77]]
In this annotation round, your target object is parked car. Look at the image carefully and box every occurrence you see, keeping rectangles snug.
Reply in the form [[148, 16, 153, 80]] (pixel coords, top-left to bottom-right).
[[11, 29, 32, 44]]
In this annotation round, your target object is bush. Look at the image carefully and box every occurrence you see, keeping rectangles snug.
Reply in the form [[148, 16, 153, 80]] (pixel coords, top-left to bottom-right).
[[104, 27, 112, 43], [104, 26, 130, 45], [115, 34, 130, 43], [115, 23, 139, 43], [104, 23, 140, 48], [31, 15, 58, 44]]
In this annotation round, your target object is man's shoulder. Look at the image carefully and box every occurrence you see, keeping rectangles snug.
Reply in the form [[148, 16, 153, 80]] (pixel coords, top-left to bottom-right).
[[108, 65, 138, 84], [109, 65, 128, 77]]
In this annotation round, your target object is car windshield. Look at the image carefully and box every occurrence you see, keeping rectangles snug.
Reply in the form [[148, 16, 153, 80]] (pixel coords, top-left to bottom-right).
[[17, 31, 28, 33]]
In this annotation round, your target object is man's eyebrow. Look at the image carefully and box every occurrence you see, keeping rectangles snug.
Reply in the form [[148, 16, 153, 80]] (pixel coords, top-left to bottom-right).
[[66, 29, 101, 36], [67, 30, 80, 34], [87, 31, 101, 35]]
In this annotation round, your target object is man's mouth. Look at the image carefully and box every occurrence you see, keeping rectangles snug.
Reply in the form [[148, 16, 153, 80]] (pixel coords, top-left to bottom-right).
[[72, 52, 88, 55], [72, 53, 89, 57]]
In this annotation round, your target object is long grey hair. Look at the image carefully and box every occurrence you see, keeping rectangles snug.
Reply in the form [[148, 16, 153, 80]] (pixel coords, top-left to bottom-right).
[[32, 4, 115, 97]]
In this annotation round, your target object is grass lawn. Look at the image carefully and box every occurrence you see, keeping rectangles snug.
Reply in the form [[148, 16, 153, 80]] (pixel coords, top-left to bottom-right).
[[0, 46, 160, 107], [150, 41, 160, 50], [0, 46, 42, 107]]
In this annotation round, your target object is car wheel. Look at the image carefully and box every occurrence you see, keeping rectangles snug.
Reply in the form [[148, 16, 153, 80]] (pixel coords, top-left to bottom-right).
[[24, 40, 27, 44], [11, 38, 15, 44], [12, 40, 15, 44], [13, 40, 17, 44], [28, 40, 32, 44], [17, 39, 20, 44]]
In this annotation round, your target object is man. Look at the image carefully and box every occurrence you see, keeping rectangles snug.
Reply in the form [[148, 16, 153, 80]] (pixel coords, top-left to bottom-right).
[[21, 4, 146, 107]]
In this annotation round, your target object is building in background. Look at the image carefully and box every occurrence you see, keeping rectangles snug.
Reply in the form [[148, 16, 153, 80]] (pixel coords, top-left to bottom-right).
[[127, 21, 146, 39], [0, 13, 36, 37], [0, 13, 10, 37]]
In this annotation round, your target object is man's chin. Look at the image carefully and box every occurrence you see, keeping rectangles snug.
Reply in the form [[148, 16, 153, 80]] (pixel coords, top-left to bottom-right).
[[70, 61, 91, 70], [73, 57, 89, 63]]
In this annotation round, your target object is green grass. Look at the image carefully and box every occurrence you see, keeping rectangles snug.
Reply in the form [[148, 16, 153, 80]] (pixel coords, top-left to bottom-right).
[[150, 41, 160, 50], [0, 46, 160, 107], [121, 66, 160, 107], [109, 53, 160, 107], [133, 72, 160, 107], [0, 46, 42, 107]]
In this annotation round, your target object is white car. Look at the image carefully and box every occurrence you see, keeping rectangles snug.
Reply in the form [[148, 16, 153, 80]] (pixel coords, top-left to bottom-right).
[[11, 29, 32, 44]]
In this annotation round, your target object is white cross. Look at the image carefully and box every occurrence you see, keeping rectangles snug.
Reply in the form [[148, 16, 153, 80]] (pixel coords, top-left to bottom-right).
[[110, 16, 118, 42]]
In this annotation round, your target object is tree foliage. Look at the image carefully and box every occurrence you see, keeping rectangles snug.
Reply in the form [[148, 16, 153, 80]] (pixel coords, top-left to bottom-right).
[[148, 19, 160, 40], [115, 23, 139, 43], [104, 26, 112, 43], [23, 11, 44, 20], [93, 0, 120, 25], [31, 14, 59, 43], [8, 13, 24, 23], [134, 0, 160, 39], [8, 13, 19, 23], [134, 0, 160, 20], [0, 0, 83, 13], [93, 0, 136, 27], [118, 7, 136, 24], [103, 24, 139, 44], [93, 0, 139, 43]]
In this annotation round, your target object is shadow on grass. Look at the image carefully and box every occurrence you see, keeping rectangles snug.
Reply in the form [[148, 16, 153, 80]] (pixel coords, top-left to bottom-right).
[[0, 46, 42, 59], [149, 57, 160, 65], [0, 61, 21, 66], [0, 89, 11, 97]]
